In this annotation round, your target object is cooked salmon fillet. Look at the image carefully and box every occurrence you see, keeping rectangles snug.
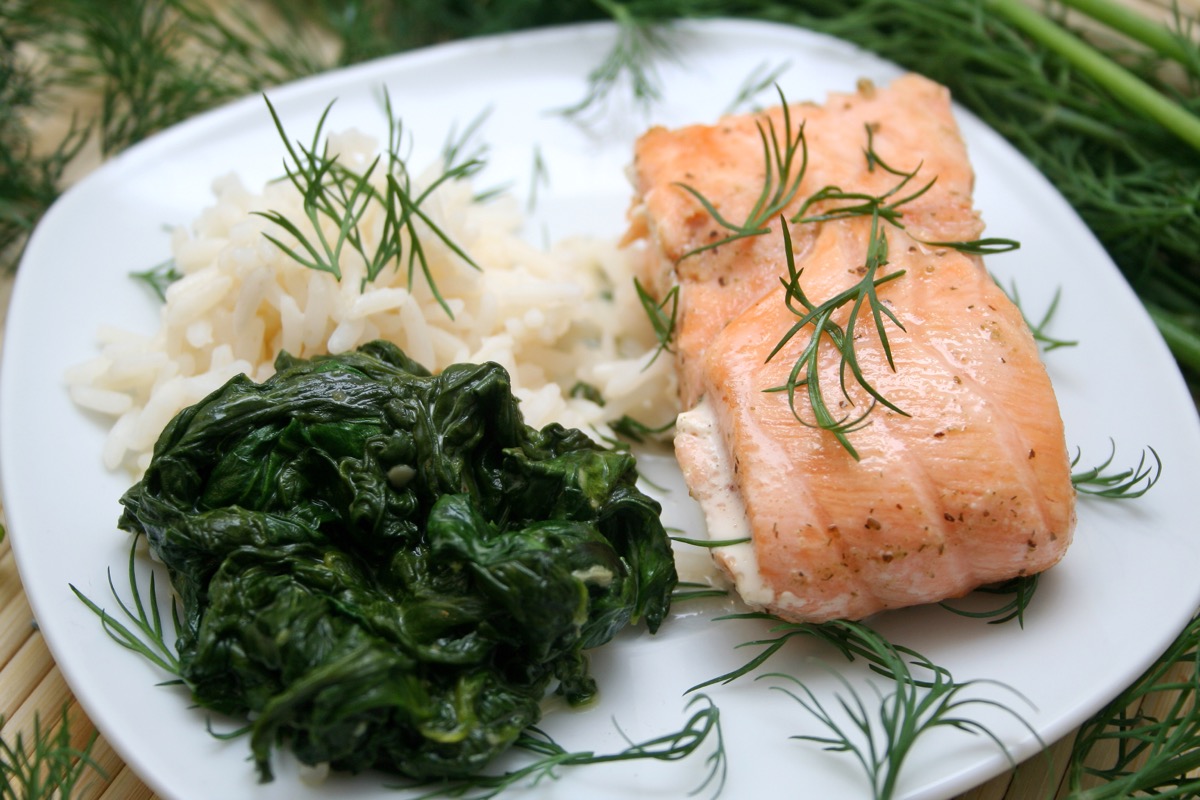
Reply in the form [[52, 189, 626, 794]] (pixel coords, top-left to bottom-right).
[[623, 74, 1076, 622]]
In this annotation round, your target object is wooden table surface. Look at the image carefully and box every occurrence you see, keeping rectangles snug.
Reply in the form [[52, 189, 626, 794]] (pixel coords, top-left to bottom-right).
[[1, 1, 1195, 797]]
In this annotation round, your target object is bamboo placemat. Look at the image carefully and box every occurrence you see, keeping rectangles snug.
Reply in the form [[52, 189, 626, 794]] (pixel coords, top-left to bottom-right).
[[1, 1, 1196, 797]]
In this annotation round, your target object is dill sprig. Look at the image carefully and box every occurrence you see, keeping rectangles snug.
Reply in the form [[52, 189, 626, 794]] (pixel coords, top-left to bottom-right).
[[691, 615, 1036, 800], [1071, 440, 1162, 498], [555, 0, 677, 123], [0, 704, 104, 800], [634, 276, 679, 366], [723, 59, 792, 115], [670, 535, 752, 548], [791, 125, 934, 227], [256, 97, 365, 281], [607, 414, 676, 443], [129, 259, 183, 302], [672, 581, 730, 603], [0, 2, 91, 274], [767, 635, 1034, 800], [71, 535, 181, 677], [255, 91, 483, 316], [766, 215, 907, 459], [526, 144, 548, 212], [407, 694, 727, 800], [38, 0, 329, 157], [1004, 282, 1079, 352], [790, 124, 1020, 261], [940, 574, 1041, 627], [1064, 610, 1200, 798], [675, 88, 808, 261]]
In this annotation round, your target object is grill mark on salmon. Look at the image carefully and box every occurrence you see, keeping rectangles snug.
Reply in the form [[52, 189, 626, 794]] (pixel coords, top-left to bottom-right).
[[624, 74, 1076, 622]]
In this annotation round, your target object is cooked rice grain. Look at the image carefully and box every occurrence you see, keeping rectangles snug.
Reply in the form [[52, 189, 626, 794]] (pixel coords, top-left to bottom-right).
[[68, 129, 676, 474]]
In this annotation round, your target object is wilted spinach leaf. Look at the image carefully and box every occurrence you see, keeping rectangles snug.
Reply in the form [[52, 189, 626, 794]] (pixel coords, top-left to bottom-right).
[[117, 340, 677, 782]]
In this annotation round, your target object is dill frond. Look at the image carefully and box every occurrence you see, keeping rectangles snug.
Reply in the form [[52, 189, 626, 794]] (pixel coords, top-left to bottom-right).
[[1071, 440, 1163, 498], [1066, 611, 1200, 798], [0, 704, 105, 800], [691, 614, 1038, 800], [404, 695, 727, 800], [634, 276, 679, 367], [72, 534, 181, 677], [0, 2, 89, 273], [941, 574, 1041, 627], [765, 215, 907, 460], [252, 91, 483, 316], [675, 89, 808, 261]]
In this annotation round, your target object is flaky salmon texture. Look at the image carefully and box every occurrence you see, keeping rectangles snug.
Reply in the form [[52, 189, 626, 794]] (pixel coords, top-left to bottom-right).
[[622, 73, 1077, 623]]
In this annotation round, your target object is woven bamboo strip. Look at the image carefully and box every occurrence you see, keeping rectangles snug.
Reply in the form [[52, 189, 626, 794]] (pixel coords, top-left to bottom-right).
[[98, 764, 158, 800], [0, 583, 37, 667], [0, 631, 55, 722], [0, 548, 24, 609], [4, 656, 70, 743]]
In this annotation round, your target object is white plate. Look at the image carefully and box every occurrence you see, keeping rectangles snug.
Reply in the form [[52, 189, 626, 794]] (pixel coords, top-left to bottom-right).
[[4, 18, 1200, 800]]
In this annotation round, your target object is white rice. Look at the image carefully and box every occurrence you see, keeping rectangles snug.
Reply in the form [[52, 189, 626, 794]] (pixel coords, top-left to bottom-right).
[[67, 128, 677, 475]]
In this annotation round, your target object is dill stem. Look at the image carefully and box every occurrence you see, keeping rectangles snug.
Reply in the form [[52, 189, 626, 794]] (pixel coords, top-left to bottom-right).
[[985, 0, 1200, 153], [1057, 0, 1196, 65], [1145, 302, 1200, 373], [1072, 749, 1200, 799]]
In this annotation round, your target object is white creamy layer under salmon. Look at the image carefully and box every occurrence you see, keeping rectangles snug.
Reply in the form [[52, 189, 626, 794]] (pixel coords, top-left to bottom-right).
[[623, 74, 1076, 622]]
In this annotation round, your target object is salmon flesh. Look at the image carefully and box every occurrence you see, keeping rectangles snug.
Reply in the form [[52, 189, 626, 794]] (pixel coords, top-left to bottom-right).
[[623, 74, 1076, 622]]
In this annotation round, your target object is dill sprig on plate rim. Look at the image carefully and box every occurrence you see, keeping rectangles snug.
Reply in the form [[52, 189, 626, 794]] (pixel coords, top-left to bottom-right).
[[553, 0, 679, 123], [765, 622, 1037, 800], [1070, 440, 1163, 498], [71, 534, 182, 678]]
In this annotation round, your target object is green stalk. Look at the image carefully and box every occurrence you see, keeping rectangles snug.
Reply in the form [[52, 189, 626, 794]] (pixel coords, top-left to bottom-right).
[[985, 0, 1200, 153], [1058, 0, 1196, 65], [1145, 302, 1200, 374]]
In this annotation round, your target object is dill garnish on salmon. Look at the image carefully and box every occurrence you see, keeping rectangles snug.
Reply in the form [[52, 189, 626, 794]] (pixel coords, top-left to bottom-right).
[[623, 74, 1076, 623]]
